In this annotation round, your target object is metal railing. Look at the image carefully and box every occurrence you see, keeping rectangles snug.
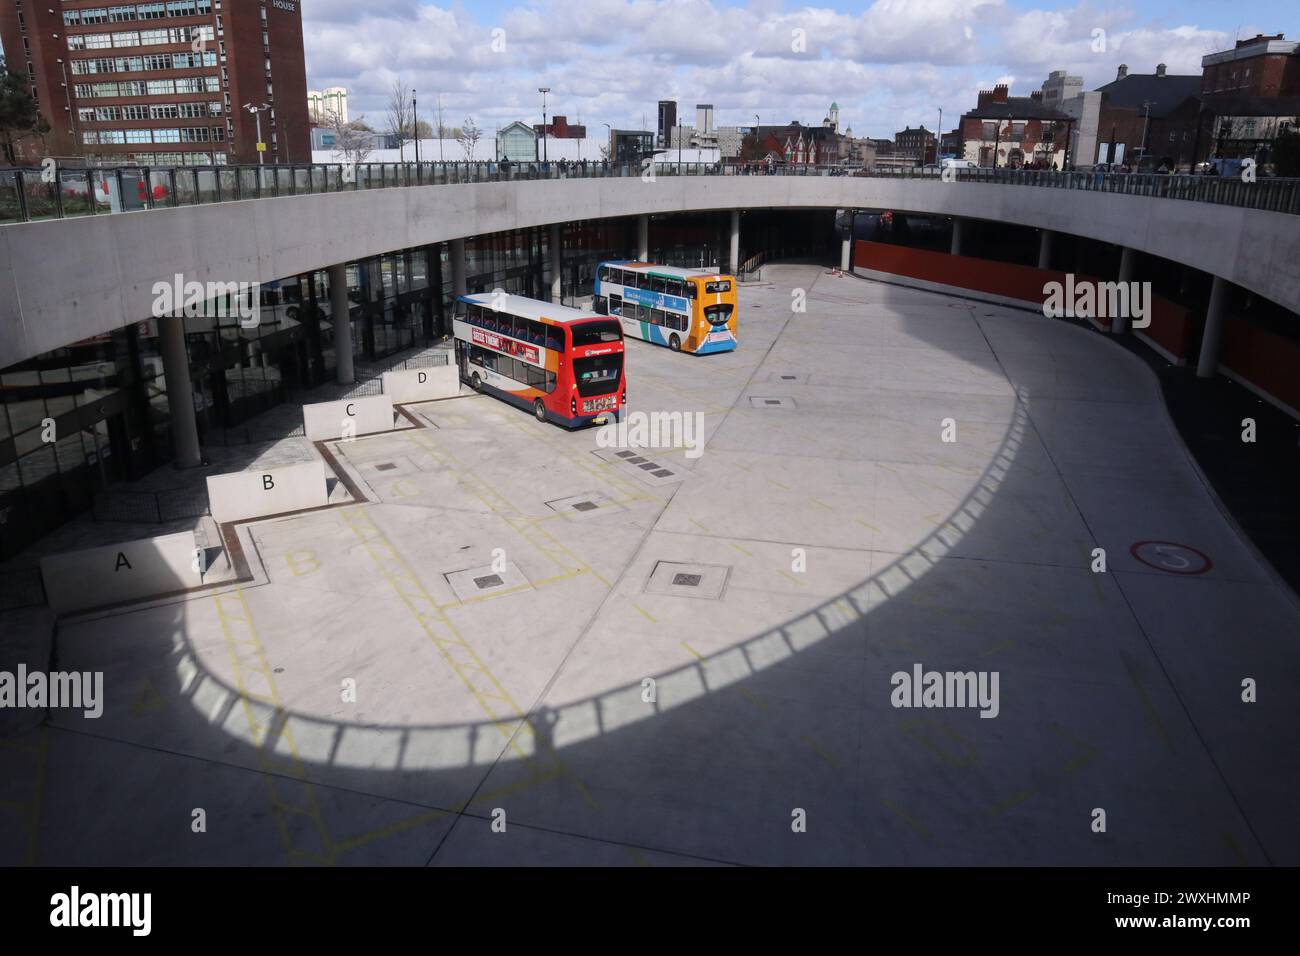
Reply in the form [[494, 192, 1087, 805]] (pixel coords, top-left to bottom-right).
[[0, 566, 46, 612], [2, 159, 1297, 224], [91, 487, 210, 524]]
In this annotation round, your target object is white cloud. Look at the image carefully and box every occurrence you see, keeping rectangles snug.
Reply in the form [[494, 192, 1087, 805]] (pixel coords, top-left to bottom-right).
[[301, 0, 1256, 140]]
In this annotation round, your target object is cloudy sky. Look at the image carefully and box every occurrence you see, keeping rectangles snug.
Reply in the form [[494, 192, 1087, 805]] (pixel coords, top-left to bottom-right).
[[306, 0, 1296, 139]]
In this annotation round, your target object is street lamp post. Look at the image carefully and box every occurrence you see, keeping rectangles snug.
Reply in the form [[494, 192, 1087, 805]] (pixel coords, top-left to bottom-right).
[[539, 87, 550, 162], [938, 107, 943, 161], [1140, 100, 1156, 166], [412, 89, 420, 163], [244, 102, 271, 164]]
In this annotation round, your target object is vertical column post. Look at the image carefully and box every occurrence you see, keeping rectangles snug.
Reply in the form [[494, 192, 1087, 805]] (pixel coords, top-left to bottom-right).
[[1197, 275, 1229, 379], [329, 262, 355, 385], [158, 314, 202, 468]]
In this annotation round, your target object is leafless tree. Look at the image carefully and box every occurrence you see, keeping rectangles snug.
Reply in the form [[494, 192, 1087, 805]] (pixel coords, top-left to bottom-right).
[[386, 77, 413, 157], [435, 94, 447, 161], [458, 117, 482, 161]]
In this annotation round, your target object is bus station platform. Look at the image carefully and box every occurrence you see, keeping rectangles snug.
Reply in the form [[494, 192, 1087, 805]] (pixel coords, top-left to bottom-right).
[[2, 264, 1296, 866]]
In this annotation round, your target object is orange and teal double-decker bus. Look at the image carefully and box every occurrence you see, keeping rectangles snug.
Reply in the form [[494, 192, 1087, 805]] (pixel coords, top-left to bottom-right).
[[593, 262, 738, 354], [453, 293, 625, 428]]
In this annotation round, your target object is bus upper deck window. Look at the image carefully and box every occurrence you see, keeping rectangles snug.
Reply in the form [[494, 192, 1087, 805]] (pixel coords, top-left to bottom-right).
[[706, 280, 732, 294]]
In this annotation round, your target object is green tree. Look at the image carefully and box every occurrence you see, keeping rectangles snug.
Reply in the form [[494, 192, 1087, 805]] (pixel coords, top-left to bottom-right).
[[739, 133, 765, 162], [0, 57, 49, 164], [1272, 129, 1300, 177]]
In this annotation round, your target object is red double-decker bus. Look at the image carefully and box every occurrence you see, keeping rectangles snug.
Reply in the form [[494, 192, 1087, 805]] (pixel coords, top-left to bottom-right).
[[452, 293, 626, 427]]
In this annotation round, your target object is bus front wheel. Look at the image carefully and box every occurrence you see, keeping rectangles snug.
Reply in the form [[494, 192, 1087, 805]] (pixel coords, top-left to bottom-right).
[[471, 372, 483, 391], [534, 399, 547, 422], [669, 334, 681, 352]]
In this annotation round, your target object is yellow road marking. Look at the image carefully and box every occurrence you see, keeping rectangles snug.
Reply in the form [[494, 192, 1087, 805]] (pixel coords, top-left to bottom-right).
[[1119, 653, 1175, 754], [729, 542, 754, 557], [634, 603, 658, 624], [801, 736, 843, 769], [776, 568, 807, 588], [882, 799, 931, 839]]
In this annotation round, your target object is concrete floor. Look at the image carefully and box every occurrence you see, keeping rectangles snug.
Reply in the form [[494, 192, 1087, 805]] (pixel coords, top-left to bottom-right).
[[2, 263, 1297, 866]]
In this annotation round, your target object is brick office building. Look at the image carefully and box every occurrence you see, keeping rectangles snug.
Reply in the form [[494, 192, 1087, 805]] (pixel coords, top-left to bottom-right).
[[0, 0, 311, 165]]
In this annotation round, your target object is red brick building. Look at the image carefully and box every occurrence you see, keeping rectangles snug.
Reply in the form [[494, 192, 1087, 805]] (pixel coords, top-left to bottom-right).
[[960, 85, 1073, 168], [533, 115, 586, 139], [1200, 34, 1300, 97], [1093, 63, 1202, 166], [0, 0, 311, 165]]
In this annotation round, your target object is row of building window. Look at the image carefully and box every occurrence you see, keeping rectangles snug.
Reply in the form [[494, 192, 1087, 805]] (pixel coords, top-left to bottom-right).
[[63, 1, 214, 25], [74, 76, 222, 97], [69, 51, 217, 74], [67, 25, 214, 50], [84, 151, 228, 165], [82, 127, 224, 145], [78, 102, 222, 122]]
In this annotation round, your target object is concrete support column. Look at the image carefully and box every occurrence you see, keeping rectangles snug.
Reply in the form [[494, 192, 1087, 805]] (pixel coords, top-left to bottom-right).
[[450, 237, 467, 296], [549, 223, 562, 303], [729, 209, 740, 275], [950, 217, 963, 256], [1037, 229, 1054, 270], [1113, 246, 1136, 335], [329, 263, 355, 385], [1197, 275, 1230, 379], [840, 210, 852, 271], [637, 215, 649, 262], [158, 314, 202, 469]]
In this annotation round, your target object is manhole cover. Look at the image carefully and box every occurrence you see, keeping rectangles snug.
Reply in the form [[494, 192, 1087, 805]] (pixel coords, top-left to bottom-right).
[[672, 573, 702, 587], [572, 501, 598, 512], [375, 463, 398, 472], [473, 574, 504, 589]]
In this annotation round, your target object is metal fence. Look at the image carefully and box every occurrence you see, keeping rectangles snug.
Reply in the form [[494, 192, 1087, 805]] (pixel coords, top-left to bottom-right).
[[0, 567, 46, 612], [3, 160, 1297, 224], [91, 487, 210, 524]]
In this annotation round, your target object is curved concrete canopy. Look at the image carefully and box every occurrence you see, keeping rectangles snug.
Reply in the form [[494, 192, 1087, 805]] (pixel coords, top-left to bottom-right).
[[2, 176, 1297, 367]]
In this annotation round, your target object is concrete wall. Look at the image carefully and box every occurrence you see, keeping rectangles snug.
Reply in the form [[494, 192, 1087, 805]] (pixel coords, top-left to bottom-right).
[[2, 176, 1297, 367], [302, 395, 395, 441], [39, 530, 203, 616], [206, 460, 329, 524]]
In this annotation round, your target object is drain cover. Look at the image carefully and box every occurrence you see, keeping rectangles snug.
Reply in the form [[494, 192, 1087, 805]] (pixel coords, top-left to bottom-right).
[[645, 561, 730, 600], [375, 462, 398, 472], [651, 469, 673, 478], [749, 395, 797, 409], [545, 492, 626, 519], [445, 562, 531, 603]]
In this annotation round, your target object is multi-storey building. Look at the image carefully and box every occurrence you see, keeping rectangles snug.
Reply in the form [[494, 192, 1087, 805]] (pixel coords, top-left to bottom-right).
[[0, 0, 311, 165]]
